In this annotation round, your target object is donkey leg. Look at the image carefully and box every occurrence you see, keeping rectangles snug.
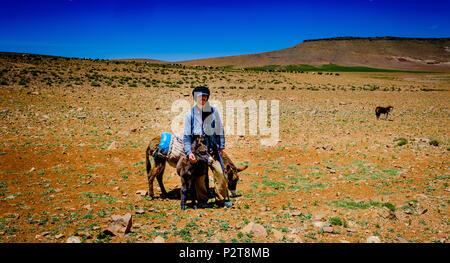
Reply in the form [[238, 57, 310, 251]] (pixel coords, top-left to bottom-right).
[[190, 182, 197, 209], [147, 157, 166, 198], [204, 167, 210, 197], [146, 137, 161, 198], [156, 161, 168, 198], [180, 177, 188, 210], [146, 147, 156, 198], [147, 160, 162, 198]]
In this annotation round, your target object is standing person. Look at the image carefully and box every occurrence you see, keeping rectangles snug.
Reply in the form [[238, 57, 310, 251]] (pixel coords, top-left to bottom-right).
[[183, 86, 232, 208]]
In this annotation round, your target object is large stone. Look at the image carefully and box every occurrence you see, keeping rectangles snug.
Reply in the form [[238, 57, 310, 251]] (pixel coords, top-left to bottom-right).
[[66, 236, 81, 243], [378, 207, 397, 220], [366, 236, 381, 243], [272, 229, 284, 241], [241, 222, 267, 239], [153, 236, 165, 243], [104, 213, 132, 236]]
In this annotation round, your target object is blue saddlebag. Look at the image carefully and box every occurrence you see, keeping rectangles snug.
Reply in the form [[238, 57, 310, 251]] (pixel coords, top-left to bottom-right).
[[158, 132, 172, 155]]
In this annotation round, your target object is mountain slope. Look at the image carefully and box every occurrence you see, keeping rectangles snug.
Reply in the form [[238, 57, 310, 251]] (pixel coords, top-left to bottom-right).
[[178, 37, 450, 71]]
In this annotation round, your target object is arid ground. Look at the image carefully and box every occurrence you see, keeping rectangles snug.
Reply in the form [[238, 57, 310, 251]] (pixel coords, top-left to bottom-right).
[[0, 54, 448, 243]]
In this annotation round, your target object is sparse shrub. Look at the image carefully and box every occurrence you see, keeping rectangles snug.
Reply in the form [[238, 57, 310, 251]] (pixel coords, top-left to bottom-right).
[[90, 81, 100, 87], [382, 202, 396, 211], [429, 139, 439, 147], [394, 137, 408, 147], [19, 78, 29, 86], [329, 217, 347, 227]]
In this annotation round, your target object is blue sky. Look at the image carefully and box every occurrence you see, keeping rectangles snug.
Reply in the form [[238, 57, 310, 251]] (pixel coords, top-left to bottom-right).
[[1, 0, 449, 61]]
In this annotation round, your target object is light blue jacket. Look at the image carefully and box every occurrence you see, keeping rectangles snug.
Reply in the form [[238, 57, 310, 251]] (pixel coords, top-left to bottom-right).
[[183, 105, 225, 155]]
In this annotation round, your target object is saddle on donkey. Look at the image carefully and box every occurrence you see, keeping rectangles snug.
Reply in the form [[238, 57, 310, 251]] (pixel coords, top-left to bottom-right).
[[153, 132, 185, 165]]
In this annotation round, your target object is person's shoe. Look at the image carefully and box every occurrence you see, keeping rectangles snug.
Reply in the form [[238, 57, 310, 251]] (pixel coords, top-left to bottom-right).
[[223, 201, 233, 208], [216, 201, 233, 208], [197, 201, 210, 208]]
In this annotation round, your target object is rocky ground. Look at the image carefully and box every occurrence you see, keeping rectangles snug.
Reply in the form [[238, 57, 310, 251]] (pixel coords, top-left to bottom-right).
[[0, 54, 449, 243]]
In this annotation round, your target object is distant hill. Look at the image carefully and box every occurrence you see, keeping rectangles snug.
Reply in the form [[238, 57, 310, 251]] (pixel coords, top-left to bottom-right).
[[177, 37, 450, 71], [111, 58, 168, 64]]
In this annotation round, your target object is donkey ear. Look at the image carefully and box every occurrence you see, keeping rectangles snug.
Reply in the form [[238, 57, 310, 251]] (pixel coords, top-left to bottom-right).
[[236, 165, 248, 172]]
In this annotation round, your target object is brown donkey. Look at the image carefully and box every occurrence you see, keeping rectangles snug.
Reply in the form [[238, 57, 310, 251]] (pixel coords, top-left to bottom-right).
[[145, 134, 248, 199]]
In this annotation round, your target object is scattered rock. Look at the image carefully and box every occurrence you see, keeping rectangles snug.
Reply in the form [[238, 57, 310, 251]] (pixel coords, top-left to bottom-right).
[[78, 231, 92, 239], [313, 221, 328, 228], [29, 167, 36, 173], [118, 130, 131, 136], [104, 213, 133, 237], [66, 236, 82, 243], [272, 229, 284, 241], [314, 214, 326, 221], [241, 222, 267, 239], [135, 190, 148, 197], [290, 210, 302, 217], [135, 209, 145, 215], [366, 236, 381, 243], [107, 141, 117, 150], [83, 204, 92, 211], [378, 207, 397, 220], [396, 237, 408, 243], [54, 234, 65, 239], [77, 115, 87, 120], [323, 227, 334, 233], [153, 236, 165, 243], [285, 233, 302, 243], [415, 194, 428, 199]]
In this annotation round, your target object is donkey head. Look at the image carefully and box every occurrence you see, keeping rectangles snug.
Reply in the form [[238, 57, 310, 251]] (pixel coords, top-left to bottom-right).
[[225, 161, 248, 197], [192, 137, 214, 166]]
